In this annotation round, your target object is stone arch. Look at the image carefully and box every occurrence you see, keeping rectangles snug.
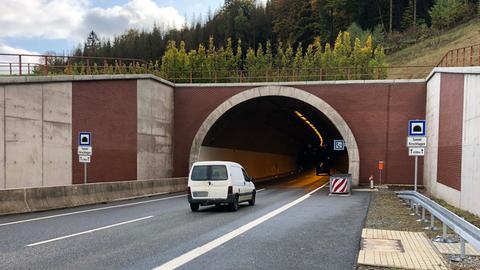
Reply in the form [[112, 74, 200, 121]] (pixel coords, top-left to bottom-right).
[[189, 85, 360, 185]]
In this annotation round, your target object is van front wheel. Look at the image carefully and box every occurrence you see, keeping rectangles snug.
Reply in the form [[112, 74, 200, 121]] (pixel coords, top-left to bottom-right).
[[230, 196, 239, 211], [190, 203, 199, 212]]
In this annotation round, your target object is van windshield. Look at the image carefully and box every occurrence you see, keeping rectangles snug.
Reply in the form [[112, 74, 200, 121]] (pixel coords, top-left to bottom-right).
[[191, 165, 228, 181]]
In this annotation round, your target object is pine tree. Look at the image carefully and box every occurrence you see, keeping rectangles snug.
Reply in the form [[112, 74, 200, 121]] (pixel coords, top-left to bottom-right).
[[265, 41, 273, 80], [234, 39, 243, 81], [293, 44, 303, 81], [207, 36, 217, 82], [225, 38, 236, 82], [255, 43, 266, 81], [245, 47, 256, 82]]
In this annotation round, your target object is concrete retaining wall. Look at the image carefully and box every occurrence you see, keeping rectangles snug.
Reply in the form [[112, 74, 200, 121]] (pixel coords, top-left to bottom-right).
[[137, 79, 174, 179], [425, 67, 480, 216], [0, 82, 72, 189], [0, 177, 187, 215]]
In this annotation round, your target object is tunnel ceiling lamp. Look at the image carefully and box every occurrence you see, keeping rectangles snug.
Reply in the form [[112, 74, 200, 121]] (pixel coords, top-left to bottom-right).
[[294, 110, 324, 146]]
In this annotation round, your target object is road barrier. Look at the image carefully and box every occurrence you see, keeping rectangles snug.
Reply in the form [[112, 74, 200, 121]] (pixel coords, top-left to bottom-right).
[[396, 190, 480, 260], [0, 177, 187, 215], [329, 174, 352, 195]]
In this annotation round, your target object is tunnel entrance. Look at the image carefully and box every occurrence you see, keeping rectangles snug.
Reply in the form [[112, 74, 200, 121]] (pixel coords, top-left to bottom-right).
[[199, 96, 348, 180], [189, 86, 360, 185]]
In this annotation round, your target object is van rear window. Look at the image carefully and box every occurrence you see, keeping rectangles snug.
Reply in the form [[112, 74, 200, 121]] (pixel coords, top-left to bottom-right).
[[191, 165, 228, 181]]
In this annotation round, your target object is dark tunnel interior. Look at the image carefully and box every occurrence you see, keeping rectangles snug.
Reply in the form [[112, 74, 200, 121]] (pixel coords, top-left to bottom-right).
[[199, 96, 349, 180]]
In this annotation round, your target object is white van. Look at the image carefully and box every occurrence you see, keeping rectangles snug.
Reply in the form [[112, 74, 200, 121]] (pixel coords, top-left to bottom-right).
[[187, 161, 256, 212]]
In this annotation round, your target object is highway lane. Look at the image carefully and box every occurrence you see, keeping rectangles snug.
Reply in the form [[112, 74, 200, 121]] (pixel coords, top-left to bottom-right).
[[0, 172, 371, 270]]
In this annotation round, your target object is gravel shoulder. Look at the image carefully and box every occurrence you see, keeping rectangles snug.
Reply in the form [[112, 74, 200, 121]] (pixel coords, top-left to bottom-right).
[[357, 187, 480, 270]]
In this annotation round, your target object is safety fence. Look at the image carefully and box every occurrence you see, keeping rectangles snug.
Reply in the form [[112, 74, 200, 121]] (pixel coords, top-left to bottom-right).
[[3, 48, 480, 82], [0, 53, 147, 76], [437, 43, 480, 67]]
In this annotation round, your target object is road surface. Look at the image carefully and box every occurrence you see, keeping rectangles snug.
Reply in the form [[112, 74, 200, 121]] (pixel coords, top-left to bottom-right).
[[0, 172, 371, 270]]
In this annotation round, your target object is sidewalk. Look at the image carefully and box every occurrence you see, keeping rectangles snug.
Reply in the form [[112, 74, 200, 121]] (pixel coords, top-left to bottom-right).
[[356, 188, 480, 270]]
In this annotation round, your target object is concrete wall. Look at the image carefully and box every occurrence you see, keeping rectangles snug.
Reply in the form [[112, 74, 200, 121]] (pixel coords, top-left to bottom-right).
[[137, 79, 174, 179], [460, 73, 480, 216], [1, 82, 72, 189], [198, 146, 296, 179], [425, 68, 480, 216]]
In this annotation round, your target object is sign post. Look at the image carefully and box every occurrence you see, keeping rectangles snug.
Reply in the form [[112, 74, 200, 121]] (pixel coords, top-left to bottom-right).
[[78, 132, 92, 184], [408, 120, 426, 192]]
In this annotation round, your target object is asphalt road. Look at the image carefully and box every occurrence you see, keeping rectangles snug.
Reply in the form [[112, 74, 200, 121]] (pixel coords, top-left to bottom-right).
[[0, 172, 371, 270]]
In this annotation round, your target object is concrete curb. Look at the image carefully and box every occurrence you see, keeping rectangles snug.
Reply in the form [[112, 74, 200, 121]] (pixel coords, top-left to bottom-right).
[[0, 177, 187, 215]]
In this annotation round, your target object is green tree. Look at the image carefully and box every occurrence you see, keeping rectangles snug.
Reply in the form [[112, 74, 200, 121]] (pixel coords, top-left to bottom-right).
[[245, 46, 256, 82], [293, 44, 303, 80], [429, 0, 469, 30]]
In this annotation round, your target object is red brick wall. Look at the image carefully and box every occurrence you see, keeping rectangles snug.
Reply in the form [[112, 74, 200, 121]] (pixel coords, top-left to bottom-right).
[[437, 73, 464, 190], [72, 80, 137, 184], [173, 83, 426, 185]]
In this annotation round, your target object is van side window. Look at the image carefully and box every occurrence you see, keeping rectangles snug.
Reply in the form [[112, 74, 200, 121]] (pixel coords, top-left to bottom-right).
[[241, 169, 250, 181]]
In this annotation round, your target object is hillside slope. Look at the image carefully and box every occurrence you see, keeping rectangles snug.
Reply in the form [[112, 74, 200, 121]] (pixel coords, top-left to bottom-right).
[[386, 18, 480, 78]]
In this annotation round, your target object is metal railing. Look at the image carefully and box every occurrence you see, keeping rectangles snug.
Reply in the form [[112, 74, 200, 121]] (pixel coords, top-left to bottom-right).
[[437, 43, 480, 67], [0, 52, 436, 81], [0, 53, 148, 76], [161, 65, 434, 83], [396, 190, 480, 260]]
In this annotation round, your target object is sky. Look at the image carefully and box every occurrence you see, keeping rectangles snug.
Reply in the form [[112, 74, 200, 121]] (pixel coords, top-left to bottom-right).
[[0, 0, 229, 56]]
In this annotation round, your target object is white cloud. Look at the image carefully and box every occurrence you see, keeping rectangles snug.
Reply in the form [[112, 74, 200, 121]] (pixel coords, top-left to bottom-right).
[[0, 0, 87, 39], [0, 0, 186, 41], [80, 0, 186, 39]]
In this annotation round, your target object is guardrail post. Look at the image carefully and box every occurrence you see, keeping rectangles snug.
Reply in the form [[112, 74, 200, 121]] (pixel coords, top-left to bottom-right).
[[460, 237, 466, 260], [44, 56, 48, 76], [470, 46, 473, 66], [425, 214, 438, 231], [18, 55, 22, 76], [9, 63, 12, 75], [421, 207, 426, 221]]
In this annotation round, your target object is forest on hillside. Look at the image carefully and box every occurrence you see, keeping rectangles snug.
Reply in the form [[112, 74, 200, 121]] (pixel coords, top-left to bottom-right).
[[76, 0, 478, 59], [64, 0, 479, 81]]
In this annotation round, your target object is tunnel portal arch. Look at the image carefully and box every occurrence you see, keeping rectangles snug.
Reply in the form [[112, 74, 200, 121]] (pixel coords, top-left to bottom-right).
[[189, 86, 360, 185]]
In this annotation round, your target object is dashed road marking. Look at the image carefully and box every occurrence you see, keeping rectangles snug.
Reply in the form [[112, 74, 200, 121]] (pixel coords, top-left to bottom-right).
[[27, 216, 153, 247], [0, 194, 186, 227]]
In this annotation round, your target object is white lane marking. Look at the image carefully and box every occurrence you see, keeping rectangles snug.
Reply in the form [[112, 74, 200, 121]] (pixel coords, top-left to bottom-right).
[[27, 216, 153, 247], [153, 183, 328, 270], [257, 188, 266, 192], [0, 194, 186, 227]]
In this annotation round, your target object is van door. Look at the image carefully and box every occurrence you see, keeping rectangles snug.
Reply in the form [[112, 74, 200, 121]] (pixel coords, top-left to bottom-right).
[[230, 166, 250, 201], [189, 165, 229, 199]]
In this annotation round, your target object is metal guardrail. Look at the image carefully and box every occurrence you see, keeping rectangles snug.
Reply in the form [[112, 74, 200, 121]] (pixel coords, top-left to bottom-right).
[[0, 53, 148, 76], [396, 190, 480, 260], [437, 43, 480, 67]]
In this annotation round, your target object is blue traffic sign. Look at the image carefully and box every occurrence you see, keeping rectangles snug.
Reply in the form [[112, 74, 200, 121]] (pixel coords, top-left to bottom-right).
[[79, 132, 91, 146], [334, 140, 345, 151], [408, 120, 426, 136]]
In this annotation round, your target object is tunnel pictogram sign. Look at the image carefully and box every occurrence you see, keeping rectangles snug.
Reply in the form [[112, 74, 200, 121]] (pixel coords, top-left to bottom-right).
[[79, 132, 91, 146], [408, 120, 426, 136]]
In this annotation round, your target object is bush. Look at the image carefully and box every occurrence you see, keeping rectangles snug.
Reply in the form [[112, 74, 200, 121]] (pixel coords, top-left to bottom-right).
[[429, 0, 471, 30]]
